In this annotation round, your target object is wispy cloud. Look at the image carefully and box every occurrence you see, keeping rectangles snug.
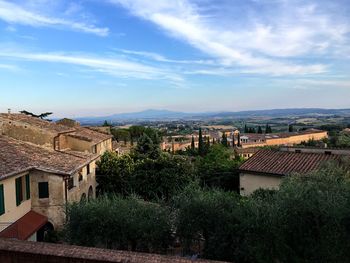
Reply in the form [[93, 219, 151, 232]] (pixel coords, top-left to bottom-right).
[[120, 49, 215, 65], [0, 51, 183, 84], [0, 63, 20, 71], [108, 0, 349, 75], [0, 0, 109, 36]]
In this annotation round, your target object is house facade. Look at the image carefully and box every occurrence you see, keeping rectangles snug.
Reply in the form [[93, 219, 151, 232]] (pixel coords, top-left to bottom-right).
[[239, 147, 348, 196], [0, 113, 113, 242]]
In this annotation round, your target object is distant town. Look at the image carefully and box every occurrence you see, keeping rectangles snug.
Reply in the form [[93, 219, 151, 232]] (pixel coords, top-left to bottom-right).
[[1, 109, 350, 262]]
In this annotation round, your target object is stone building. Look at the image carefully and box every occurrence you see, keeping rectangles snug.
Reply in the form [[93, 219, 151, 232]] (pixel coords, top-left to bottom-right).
[[0, 136, 99, 241], [0, 113, 113, 242], [236, 129, 328, 148], [238, 147, 349, 196], [0, 113, 113, 155]]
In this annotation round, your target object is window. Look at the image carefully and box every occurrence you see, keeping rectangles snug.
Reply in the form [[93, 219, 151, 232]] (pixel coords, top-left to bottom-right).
[[15, 177, 23, 206], [0, 184, 5, 216], [295, 150, 302, 153], [325, 151, 332, 155], [38, 182, 49, 199], [25, 174, 30, 200], [86, 164, 90, 175], [92, 145, 97, 154], [68, 177, 74, 190], [78, 173, 83, 182]]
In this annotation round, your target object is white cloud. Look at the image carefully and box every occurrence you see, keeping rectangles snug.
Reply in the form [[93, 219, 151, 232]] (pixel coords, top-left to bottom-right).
[[0, 0, 109, 36], [108, 0, 349, 75], [0, 51, 183, 83], [0, 63, 20, 71]]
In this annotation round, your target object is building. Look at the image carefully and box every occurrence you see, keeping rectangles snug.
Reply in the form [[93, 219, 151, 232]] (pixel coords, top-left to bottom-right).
[[0, 113, 113, 241], [239, 147, 349, 196], [0, 113, 113, 155], [0, 136, 99, 241], [237, 129, 327, 148]]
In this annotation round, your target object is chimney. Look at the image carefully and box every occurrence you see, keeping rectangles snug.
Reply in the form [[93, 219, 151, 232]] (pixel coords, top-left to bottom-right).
[[7, 108, 11, 114]]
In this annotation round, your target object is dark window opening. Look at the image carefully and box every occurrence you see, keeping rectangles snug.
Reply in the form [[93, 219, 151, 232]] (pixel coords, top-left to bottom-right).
[[87, 164, 90, 175], [68, 177, 74, 190], [79, 173, 83, 182], [38, 182, 49, 199], [15, 177, 23, 206], [0, 184, 5, 216], [325, 151, 332, 155], [295, 150, 302, 153]]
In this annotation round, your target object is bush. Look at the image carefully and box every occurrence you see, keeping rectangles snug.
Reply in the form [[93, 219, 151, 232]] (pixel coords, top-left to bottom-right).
[[64, 195, 173, 253]]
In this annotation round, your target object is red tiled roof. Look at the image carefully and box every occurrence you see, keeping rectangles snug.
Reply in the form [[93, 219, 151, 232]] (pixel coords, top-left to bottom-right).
[[0, 238, 228, 263], [0, 136, 99, 179], [0, 211, 47, 240], [239, 149, 343, 176], [67, 127, 112, 144]]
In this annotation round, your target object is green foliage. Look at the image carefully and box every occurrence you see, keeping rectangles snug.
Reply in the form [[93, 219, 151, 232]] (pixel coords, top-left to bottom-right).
[[96, 152, 134, 195], [111, 128, 130, 143], [221, 133, 228, 147], [288, 124, 294, 132], [133, 133, 161, 160], [64, 195, 172, 253], [97, 150, 195, 201], [336, 131, 350, 147], [173, 183, 241, 261], [196, 144, 243, 191], [265, 124, 273, 133], [257, 126, 263, 134], [102, 120, 112, 127], [198, 128, 204, 156], [237, 161, 350, 263]]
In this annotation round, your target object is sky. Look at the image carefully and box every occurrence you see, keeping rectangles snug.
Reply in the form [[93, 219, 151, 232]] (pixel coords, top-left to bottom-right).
[[0, 0, 349, 117]]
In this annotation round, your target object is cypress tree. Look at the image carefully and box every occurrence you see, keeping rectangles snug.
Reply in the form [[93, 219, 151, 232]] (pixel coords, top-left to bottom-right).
[[191, 135, 195, 150], [244, 124, 248, 133], [237, 133, 241, 147], [221, 133, 228, 147], [289, 124, 294, 132], [198, 128, 204, 156], [232, 133, 235, 147], [258, 126, 263, 134]]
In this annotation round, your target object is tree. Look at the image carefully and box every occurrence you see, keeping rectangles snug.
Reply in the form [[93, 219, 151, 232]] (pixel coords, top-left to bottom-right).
[[196, 144, 242, 191], [198, 128, 204, 156], [237, 133, 241, 147], [20, 110, 53, 120], [244, 124, 248, 133], [257, 126, 263, 134], [232, 133, 235, 147], [102, 120, 112, 127], [174, 184, 241, 261], [191, 136, 195, 151], [96, 152, 134, 195], [221, 133, 228, 147], [265, 124, 272, 133], [64, 195, 173, 253], [288, 124, 294, 132], [134, 133, 161, 160]]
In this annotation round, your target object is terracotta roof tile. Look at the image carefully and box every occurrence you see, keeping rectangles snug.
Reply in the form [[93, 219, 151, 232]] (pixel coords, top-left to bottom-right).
[[239, 149, 343, 176], [67, 127, 112, 144], [0, 211, 47, 240], [0, 136, 98, 179], [0, 238, 228, 263]]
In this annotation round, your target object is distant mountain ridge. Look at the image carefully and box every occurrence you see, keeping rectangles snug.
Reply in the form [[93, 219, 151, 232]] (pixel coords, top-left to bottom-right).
[[74, 108, 350, 124]]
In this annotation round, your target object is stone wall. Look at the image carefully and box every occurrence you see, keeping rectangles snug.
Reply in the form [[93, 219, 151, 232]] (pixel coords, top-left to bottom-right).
[[0, 119, 55, 148]]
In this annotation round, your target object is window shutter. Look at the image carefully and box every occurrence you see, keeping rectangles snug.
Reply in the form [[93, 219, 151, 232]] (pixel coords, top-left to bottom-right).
[[15, 177, 22, 206], [25, 174, 30, 200], [0, 185, 5, 216]]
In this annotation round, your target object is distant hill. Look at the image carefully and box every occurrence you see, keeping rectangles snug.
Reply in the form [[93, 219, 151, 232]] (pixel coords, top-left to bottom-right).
[[74, 108, 350, 125]]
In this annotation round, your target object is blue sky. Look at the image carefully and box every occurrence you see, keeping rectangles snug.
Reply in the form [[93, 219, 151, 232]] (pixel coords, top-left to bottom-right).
[[0, 0, 349, 117]]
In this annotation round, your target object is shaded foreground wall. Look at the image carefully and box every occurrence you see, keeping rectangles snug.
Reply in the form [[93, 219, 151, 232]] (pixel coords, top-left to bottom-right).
[[0, 238, 228, 263]]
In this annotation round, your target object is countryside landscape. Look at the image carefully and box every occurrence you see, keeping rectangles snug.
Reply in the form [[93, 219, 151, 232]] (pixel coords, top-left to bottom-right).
[[1, 0, 350, 263]]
